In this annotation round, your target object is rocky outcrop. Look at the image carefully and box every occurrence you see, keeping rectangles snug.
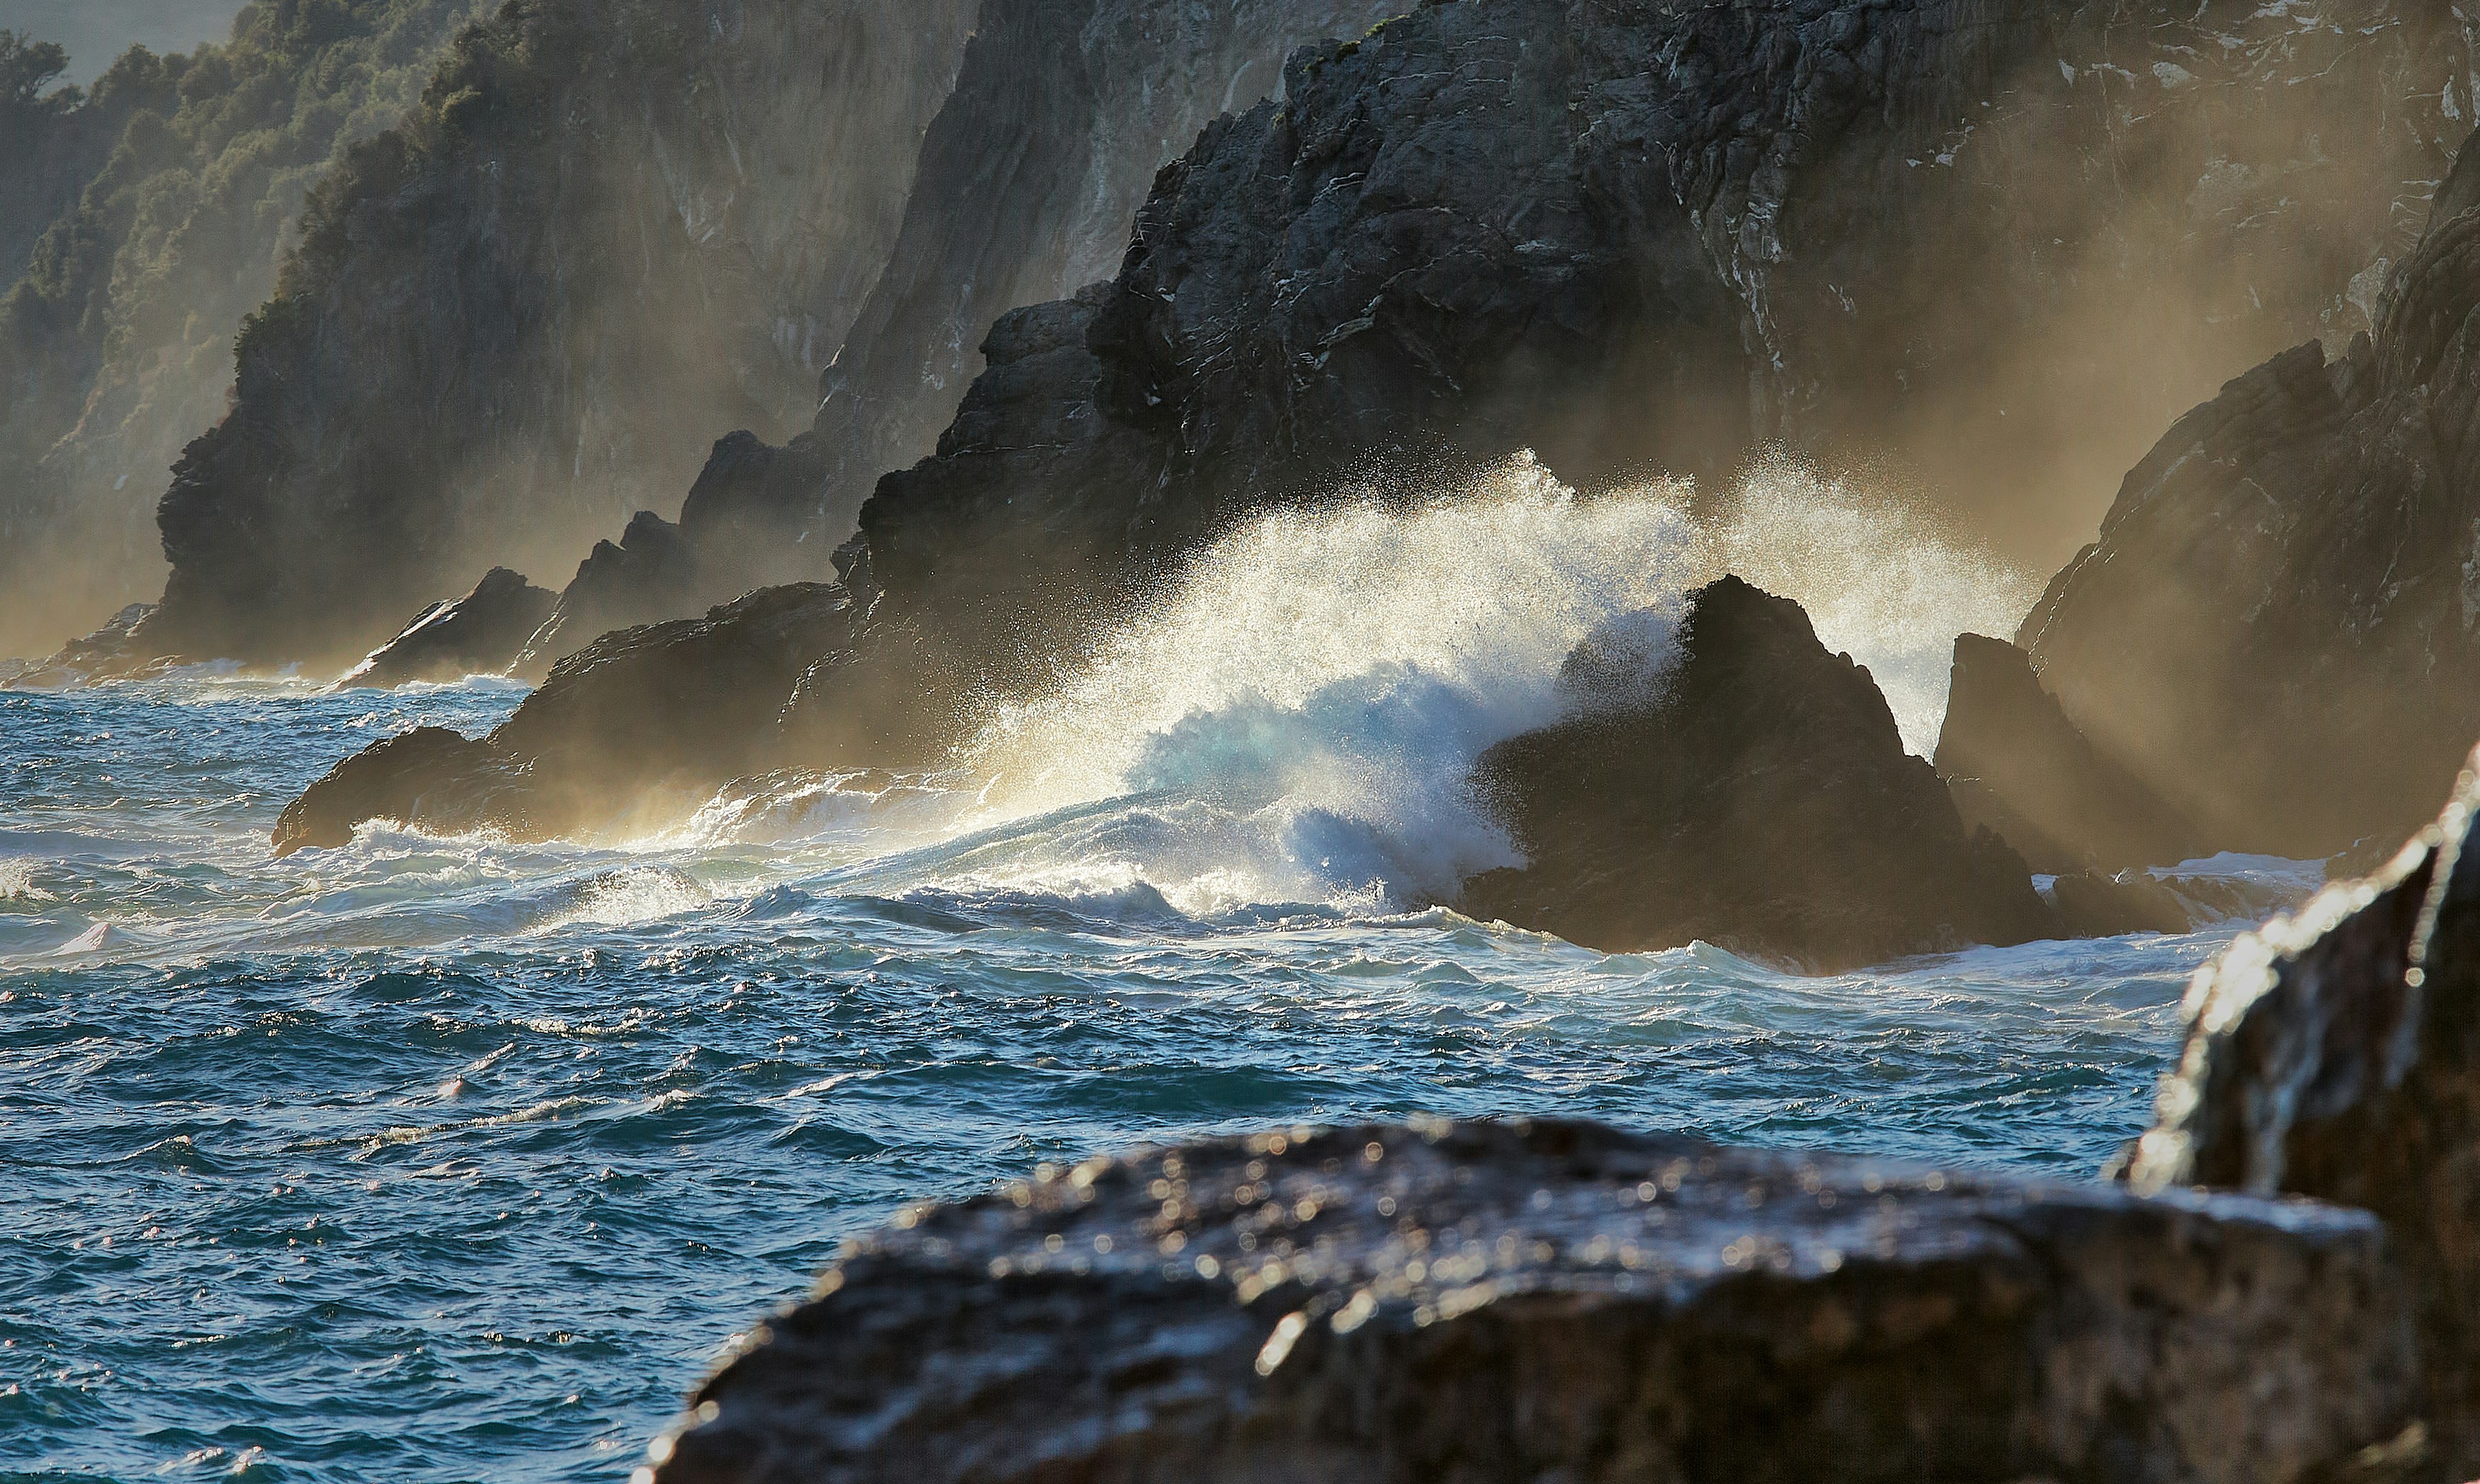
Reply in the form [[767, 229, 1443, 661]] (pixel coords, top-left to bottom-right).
[[1458, 578, 2050, 971], [335, 567, 554, 689], [0, 4, 487, 660], [130, 0, 979, 670], [492, 0, 1408, 664], [273, 0, 2480, 863], [122, 0, 1403, 673], [2130, 748, 2480, 1467], [646, 1116, 2424, 1483], [278, 583, 858, 850], [2020, 128, 2480, 860], [1934, 633, 2203, 873]]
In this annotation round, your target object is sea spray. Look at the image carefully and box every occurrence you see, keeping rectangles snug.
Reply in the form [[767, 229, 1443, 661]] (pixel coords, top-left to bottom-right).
[[1697, 458, 2040, 754], [934, 453, 2035, 911], [957, 455, 1701, 909]]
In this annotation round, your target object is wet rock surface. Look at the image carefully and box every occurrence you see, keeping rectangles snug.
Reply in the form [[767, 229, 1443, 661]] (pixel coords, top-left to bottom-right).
[[2132, 750, 2480, 1467], [648, 1117, 2422, 1484], [1934, 633, 2202, 873], [279, 584, 857, 849], [2022, 129, 2480, 859], [1459, 577, 2050, 971], [337, 568, 555, 690]]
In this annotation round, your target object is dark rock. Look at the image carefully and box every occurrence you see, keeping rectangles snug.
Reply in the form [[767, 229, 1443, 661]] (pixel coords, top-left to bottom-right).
[[271, 727, 526, 857], [276, 0, 2480, 848], [335, 568, 555, 690], [647, 1117, 2424, 1484], [132, 0, 981, 669], [3, 602, 163, 688], [2131, 747, 2480, 1468], [2048, 868, 2194, 938], [1934, 633, 2204, 873], [1458, 577, 2051, 971], [511, 510, 704, 682], [2020, 128, 2480, 859], [275, 584, 859, 851]]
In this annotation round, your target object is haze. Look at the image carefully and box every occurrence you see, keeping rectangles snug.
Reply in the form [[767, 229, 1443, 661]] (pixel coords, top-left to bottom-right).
[[0, 0, 245, 83]]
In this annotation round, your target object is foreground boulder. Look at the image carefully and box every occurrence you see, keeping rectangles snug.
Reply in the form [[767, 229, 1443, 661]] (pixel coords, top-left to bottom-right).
[[1460, 577, 2050, 970], [335, 568, 555, 689], [2131, 747, 2480, 1468], [647, 1117, 2422, 1483], [1934, 633, 2203, 873]]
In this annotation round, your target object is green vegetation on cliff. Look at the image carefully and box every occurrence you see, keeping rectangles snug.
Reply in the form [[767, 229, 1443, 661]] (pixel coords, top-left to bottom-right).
[[0, 0, 487, 656]]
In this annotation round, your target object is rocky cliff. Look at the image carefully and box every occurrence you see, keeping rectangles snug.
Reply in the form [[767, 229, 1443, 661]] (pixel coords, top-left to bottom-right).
[[645, 1117, 2424, 1483], [121, 0, 1405, 674], [2019, 128, 2480, 860], [129, 0, 979, 669], [0, 0, 493, 660]]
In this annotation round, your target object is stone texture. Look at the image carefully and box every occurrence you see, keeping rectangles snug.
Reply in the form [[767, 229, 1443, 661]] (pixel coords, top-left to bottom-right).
[[2132, 748, 2480, 1468], [133, 0, 980, 669], [1934, 633, 2203, 873], [646, 1118, 2424, 1484], [2021, 128, 2480, 859], [336, 567, 555, 690], [278, 583, 856, 850], [1458, 577, 2051, 971]]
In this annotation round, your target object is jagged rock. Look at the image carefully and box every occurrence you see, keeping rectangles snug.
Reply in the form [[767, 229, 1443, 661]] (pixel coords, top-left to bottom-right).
[[2, 602, 161, 688], [2021, 128, 2480, 859], [1458, 577, 2051, 971], [1934, 633, 2203, 873], [2049, 869, 2194, 938], [335, 568, 555, 689], [645, 1117, 2423, 1484], [276, 584, 858, 850], [511, 510, 703, 682], [271, 727, 525, 857], [133, 0, 982, 668], [2130, 747, 2480, 1468], [276, 0, 2480, 848]]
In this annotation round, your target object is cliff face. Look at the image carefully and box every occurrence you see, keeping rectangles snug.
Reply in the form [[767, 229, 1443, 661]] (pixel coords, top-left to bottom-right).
[[2019, 135, 2480, 859], [785, 0, 1409, 556], [832, 0, 2470, 702], [267, 0, 2480, 856], [136, 0, 977, 668], [129, 0, 1405, 673], [0, 1, 493, 660]]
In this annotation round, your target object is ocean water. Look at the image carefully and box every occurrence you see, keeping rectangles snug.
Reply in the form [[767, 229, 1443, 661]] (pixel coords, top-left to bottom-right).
[[0, 473, 2301, 1483]]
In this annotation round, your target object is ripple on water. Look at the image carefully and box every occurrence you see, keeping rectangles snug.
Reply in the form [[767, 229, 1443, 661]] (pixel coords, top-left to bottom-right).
[[0, 670, 2259, 1483]]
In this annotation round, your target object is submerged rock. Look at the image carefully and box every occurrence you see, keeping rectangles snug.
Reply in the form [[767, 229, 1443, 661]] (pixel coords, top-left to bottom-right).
[[336, 568, 555, 690], [2048, 868, 2195, 938], [1460, 577, 2050, 971], [2131, 747, 2480, 1467], [1934, 633, 2203, 873], [647, 1117, 2422, 1483]]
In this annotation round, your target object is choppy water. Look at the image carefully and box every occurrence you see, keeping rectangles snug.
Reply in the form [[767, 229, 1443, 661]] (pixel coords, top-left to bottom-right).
[[0, 475, 2299, 1482]]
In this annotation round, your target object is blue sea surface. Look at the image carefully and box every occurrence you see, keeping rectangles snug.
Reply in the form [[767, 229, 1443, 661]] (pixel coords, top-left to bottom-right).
[[0, 675, 2249, 1483]]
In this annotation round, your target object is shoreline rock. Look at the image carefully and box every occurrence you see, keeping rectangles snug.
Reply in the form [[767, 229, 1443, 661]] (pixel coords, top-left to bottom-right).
[[1460, 576, 2051, 970], [646, 1117, 2424, 1484], [2130, 747, 2480, 1468], [335, 568, 555, 690], [1934, 633, 2203, 873]]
